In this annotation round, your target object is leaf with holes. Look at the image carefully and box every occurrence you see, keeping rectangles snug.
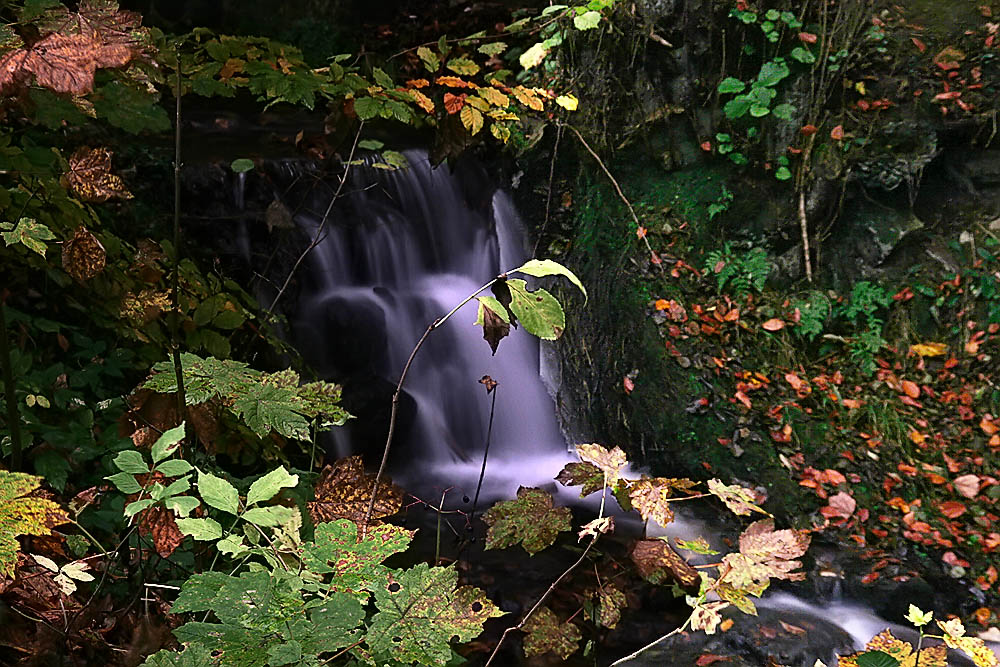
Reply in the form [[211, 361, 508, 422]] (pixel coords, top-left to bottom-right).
[[307, 456, 403, 526], [575, 444, 627, 484], [367, 563, 503, 665], [301, 519, 414, 600], [512, 258, 588, 302], [65, 147, 132, 202], [482, 486, 571, 554], [61, 226, 106, 282], [629, 477, 698, 526], [0, 472, 68, 578], [2, 218, 55, 257], [522, 606, 581, 659], [555, 461, 605, 497]]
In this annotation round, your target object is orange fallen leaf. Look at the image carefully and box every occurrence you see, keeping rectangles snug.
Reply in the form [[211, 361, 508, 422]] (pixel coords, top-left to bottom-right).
[[654, 299, 670, 311], [623, 376, 635, 394], [974, 607, 992, 625], [830, 125, 844, 140], [939, 500, 967, 518], [762, 318, 785, 331], [696, 654, 730, 666], [901, 380, 920, 398], [911, 342, 947, 356]]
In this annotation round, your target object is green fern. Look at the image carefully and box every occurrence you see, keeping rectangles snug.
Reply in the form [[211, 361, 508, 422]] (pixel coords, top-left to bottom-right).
[[791, 290, 831, 340], [703, 243, 771, 295]]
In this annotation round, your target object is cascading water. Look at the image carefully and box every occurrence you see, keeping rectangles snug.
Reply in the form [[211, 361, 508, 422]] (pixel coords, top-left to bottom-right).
[[245, 150, 998, 666], [289, 150, 572, 500]]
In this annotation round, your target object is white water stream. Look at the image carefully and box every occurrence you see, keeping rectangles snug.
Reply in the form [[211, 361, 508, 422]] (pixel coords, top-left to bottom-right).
[[280, 151, 998, 666]]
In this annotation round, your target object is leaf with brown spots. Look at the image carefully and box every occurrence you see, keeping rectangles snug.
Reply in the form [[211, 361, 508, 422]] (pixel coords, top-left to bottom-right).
[[587, 582, 627, 629], [707, 478, 769, 517], [575, 443, 627, 484], [482, 486, 571, 555], [0, 472, 69, 579], [628, 476, 698, 527], [837, 629, 947, 667], [631, 539, 700, 592], [307, 456, 403, 526], [136, 504, 183, 559], [522, 606, 581, 660], [555, 461, 605, 497], [0, 31, 133, 95], [65, 146, 132, 202], [61, 225, 106, 281], [720, 519, 810, 597]]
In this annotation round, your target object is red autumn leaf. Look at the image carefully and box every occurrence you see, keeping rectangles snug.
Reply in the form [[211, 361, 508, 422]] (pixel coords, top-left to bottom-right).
[[912, 37, 927, 52], [713, 260, 726, 273], [651, 252, 662, 265], [939, 500, 967, 518], [443, 92, 466, 114], [696, 654, 730, 666], [823, 469, 847, 485], [623, 376, 635, 394], [830, 125, 845, 140], [823, 492, 856, 519], [901, 380, 921, 399], [762, 318, 785, 331], [636, 226, 647, 239], [933, 46, 965, 71], [934, 91, 962, 101], [798, 32, 818, 43], [701, 141, 712, 151], [800, 124, 818, 135], [734, 390, 752, 409]]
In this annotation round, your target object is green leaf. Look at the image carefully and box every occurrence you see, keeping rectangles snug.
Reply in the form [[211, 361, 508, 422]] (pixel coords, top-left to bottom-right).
[[113, 450, 149, 474], [512, 259, 587, 303], [164, 495, 200, 518], [125, 499, 155, 520], [230, 158, 254, 173], [358, 139, 385, 150], [241, 506, 295, 527], [2, 218, 55, 257], [478, 42, 507, 56], [707, 479, 770, 516], [246, 466, 299, 506], [522, 606, 581, 659], [233, 383, 311, 440], [367, 563, 503, 665], [176, 517, 223, 541], [573, 10, 602, 30], [904, 604, 933, 627], [723, 96, 752, 119], [301, 519, 414, 599], [156, 460, 194, 477], [141, 643, 216, 666], [446, 57, 480, 76], [482, 487, 571, 554], [771, 103, 796, 120], [756, 59, 790, 86], [775, 166, 793, 181], [197, 470, 239, 515], [372, 67, 394, 89], [151, 423, 186, 464], [717, 77, 746, 94], [216, 534, 248, 557], [105, 472, 142, 494], [856, 651, 900, 667], [416, 46, 440, 72], [267, 641, 302, 666], [507, 279, 566, 340], [750, 104, 770, 117], [790, 47, 816, 64], [93, 81, 172, 134]]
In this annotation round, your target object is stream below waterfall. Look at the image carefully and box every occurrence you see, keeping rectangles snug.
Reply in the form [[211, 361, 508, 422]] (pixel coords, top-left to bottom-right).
[[220, 150, 997, 666]]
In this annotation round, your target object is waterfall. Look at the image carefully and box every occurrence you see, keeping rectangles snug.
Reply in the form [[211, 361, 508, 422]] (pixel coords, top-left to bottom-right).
[[289, 150, 570, 500]]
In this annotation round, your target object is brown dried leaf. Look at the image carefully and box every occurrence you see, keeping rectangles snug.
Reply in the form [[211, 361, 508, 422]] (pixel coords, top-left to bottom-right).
[[66, 146, 132, 202], [631, 539, 700, 591], [136, 504, 183, 559], [307, 456, 403, 526], [690, 601, 730, 635], [575, 444, 627, 484], [628, 476, 698, 527], [61, 225, 106, 282], [522, 607, 581, 660], [707, 478, 769, 517], [0, 32, 133, 95], [721, 519, 810, 596], [555, 461, 605, 497]]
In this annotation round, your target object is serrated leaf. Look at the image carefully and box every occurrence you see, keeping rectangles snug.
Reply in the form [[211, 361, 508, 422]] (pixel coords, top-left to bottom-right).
[[631, 539, 700, 590], [507, 278, 565, 340], [690, 601, 729, 634], [0, 472, 68, 578], [246, 466, 299, 506], [176, 517, 223, 541], [555, 461, 605, 497], [156, 460, 194, 477], [720, 519, 810, 597], [197, 470, 239, 515], [447, 57, 480, 76], [141, 644, 216, 666], [2, 218, 55, 256], [301, 519, 414, 599], [215, 533, 248, 557], [105, 471, 141, 494], [151, 423, 186, 464], [591, 582, 627, 629], [125, 499, 155, 520], [367, 563, 503, 665], [460, 104, 484, 136], [308, 456, 403, 526], [482, 486, 571, 554], [164, 495, 200, 518], [478, 42, 507, 56], [354, 96, 382, 120], [372, 67, 393, 89], [628, 477, 686, 526], [675, 537, 718, 555], [707, 478, 769, 516], [241, 506, 295, 527], [113, 450, 149, 474], [234, 383, 311, 440], [522, 607, 580, 659], [60, 561, 93, 582], [31, 554, 58, 572], [575, 444, 626, 484], [416, 46, 440, 72]]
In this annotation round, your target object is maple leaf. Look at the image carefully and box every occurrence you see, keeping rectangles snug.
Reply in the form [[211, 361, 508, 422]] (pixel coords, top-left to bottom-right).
[[628, 476, 699, 526], [65, 146, 132, 202], [1, 218, 55, 257], [367, 563, 503, 666], [61, 225, 106, 282], [575, 444, 627, 484], [0, 31, 133, 95], [708, 479, 769, 517], [0, 472, 68, 578], [301, 519, 414, 600], [482, 486, 571, 555], [938, 618, 999, 667], [307, 456, 403, 526], [577, 516, 614, 541], [522, 606, 581, 659], [586, 582, 627, 629], [555, 461, 605, 497], [838, 629, 947, 667], [720, 519, 810, 596], [631, 539, 700, 591]]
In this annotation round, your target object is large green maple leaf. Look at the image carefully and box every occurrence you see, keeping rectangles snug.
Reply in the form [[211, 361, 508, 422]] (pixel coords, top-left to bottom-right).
[[366, 563, 503, 665], [301, 519, 414, 599], [482, 486, 571, 555]]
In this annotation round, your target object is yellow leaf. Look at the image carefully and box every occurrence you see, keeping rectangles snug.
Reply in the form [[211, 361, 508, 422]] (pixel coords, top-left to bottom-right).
[[511, 85, 544, 111], [519, 42, 549, 70], [911, 342, 947, 357], [460, 105, 484, 136], [477, 86, 509, 108], [555, 94, 579, 111], [490, 122, 511, 143]]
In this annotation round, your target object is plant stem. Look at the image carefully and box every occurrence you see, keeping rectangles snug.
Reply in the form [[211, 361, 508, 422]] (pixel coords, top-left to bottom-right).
[[470, 385, 498, 524], [360, 275, 500, 536], [170, 48, 187, 441], [0, 301, 23, 470], [483, 475, 609, 667]]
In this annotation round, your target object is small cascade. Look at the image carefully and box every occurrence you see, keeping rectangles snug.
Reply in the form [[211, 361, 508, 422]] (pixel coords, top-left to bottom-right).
[[287, 151, 570, 498]]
